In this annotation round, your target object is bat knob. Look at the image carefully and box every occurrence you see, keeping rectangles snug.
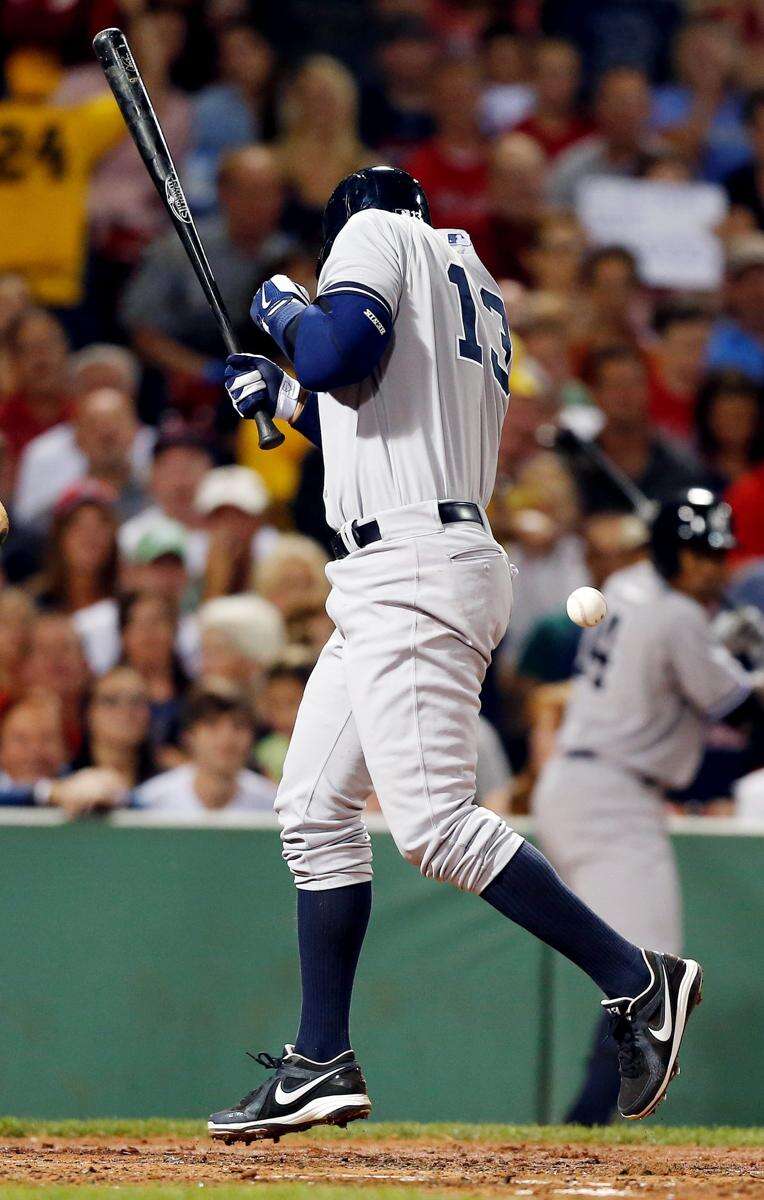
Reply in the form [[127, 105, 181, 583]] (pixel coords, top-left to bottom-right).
[[253, 408, 285, 450]]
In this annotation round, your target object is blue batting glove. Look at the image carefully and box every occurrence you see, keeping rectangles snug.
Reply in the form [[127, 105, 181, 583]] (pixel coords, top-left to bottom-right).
[[250, 274, 310, 356], [225, 353, 301, 423]]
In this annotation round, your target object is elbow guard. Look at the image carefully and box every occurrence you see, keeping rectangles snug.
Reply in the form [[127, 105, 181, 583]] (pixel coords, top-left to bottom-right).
[[292, 291, 392, 391]]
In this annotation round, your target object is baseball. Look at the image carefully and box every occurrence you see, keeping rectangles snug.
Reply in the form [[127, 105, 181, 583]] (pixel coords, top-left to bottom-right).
[[567, 586, 607, 628], [0, 500, 8, 545]]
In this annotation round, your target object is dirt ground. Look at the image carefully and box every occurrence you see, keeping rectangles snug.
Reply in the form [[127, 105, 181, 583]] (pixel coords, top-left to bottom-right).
[[1, 1135, 762, 1197]]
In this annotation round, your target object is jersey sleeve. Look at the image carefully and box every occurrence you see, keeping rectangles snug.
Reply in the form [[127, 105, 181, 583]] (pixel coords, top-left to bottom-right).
[[665, 603, 752, 719], [317, 208, 407, 324]]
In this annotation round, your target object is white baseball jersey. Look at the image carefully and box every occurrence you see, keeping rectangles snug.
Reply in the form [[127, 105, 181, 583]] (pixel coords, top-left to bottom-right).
[[558, 560, 751, 789], [315, 209, 511, 530]]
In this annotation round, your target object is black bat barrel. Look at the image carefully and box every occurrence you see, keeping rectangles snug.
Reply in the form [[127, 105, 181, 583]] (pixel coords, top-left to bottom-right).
[[92, 28, 284, 450]]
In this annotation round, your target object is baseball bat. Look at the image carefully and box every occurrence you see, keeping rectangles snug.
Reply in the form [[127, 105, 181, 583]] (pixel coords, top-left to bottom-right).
[[92, 27, 284, 451], [537, 420, 657, 523]]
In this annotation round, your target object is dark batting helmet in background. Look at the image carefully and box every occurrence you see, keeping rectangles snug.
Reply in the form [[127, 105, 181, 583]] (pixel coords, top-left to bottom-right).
[[316, 165, 432, 275], [650, 488, 736, 580]]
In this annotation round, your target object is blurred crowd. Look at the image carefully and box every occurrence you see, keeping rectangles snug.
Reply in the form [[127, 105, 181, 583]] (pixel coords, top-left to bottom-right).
[[1, 0, 763, 818]]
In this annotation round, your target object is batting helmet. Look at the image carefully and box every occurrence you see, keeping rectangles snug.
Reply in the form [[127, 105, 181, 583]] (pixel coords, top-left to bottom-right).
[[650, 488, 736, 580], [316, 165, 432, 275]]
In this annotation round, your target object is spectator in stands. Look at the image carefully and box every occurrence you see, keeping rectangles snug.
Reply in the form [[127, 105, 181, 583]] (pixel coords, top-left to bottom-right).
[[284, 598, 334, 656], [571, 246, 648, 370], [118, 432, 213, 580], [568, 345, 705, 514], [122, 147, 291, 401], [277, 56, 372, 245], [726, 460, 764, 569], [406, 57, 490, 239], [479, 22, 535, 135], [0, 695, 67, 786], [34, 481, 118, 619], [135, 684, 275, 814], [14, 385, 153, 531], [253, 534, 329, 620], [707, 236, 764, 383], [196, 465, 271, 599], [187, 22, 276, 214], [119, 592, 189, 763], [360, 17, 436, 157], [647, 302, 713, 443], [549, 67, 656, 209], [73, 667, 157, 789], [0, 48, 124, 316], [254, 659, 312, 782], [0, 588, 36, 718], [516, 39, 593, 160], [479, 133, 548, 283], [198, 594, 286, 701], [525, 212, 587, 298], [0, 309, 73, 483], [501, 451, 588, 656], [724, 90, 764, 233], [22, 614, 90, 756], [0, 274, 31, 396], [694, 371, 764, 490], [653, 18, 748, 183], [515, 293, 590, 408]]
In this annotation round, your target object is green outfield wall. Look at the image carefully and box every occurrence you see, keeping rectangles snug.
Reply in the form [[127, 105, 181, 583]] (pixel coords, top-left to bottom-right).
[[0, 816, 761, 1124]]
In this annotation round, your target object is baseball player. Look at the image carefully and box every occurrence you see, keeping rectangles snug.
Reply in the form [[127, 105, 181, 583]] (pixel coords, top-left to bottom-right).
[[533, 490, 761, 1124], [208, 167, 703, 1141]]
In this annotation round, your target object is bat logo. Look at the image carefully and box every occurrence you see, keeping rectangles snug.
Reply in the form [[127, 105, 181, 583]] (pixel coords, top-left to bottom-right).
[[165, 172, 192, 223], [116, 41, 139, 83]]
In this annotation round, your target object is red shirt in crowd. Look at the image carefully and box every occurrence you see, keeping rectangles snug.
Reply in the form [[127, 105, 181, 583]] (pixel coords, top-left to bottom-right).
[[726, 463, 764, 568], [0, 392, 73, 466], [405, 141, 490, 243], [646, 354, 697, 442], [514, 114, 595, 160]]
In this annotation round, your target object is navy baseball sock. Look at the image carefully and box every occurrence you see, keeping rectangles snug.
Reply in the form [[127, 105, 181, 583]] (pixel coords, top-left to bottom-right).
[[481, 841, 649, 999], [293, 881, 372, 1061]]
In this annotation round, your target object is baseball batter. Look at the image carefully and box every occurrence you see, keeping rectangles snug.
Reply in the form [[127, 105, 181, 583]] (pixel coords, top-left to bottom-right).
[[533, 491, 759, 1123], [208, 167, 703, 1141]]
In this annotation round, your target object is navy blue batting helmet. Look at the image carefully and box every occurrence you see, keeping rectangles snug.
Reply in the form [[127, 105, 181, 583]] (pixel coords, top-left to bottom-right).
[[650, 488, 736, 580], [316, 165, 432, 275]]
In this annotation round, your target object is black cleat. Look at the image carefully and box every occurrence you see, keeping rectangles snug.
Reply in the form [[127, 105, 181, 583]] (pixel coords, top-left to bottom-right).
[[603, 948, 703, 1120], [208, 1045, 372, 1143]]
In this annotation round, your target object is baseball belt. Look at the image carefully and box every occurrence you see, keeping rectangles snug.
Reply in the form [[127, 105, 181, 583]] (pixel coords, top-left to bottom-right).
[[330, 500, 483, 560]]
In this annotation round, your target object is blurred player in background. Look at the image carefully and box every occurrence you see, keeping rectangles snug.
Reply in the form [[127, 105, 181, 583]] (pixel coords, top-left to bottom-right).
[[533, 489, 763, 1124]]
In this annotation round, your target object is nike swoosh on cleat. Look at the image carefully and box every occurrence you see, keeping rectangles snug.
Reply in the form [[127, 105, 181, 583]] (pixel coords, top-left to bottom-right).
[[648, 964, 673, 1041], [273, 1069, 340, 1106]]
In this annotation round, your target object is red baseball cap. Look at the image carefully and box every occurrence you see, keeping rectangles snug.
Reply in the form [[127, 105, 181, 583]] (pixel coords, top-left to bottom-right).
[[54, 478, 118, 519]]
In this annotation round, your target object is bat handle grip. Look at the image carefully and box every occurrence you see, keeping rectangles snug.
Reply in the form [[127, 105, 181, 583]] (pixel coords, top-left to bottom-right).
[[253, 407, 285, 450]]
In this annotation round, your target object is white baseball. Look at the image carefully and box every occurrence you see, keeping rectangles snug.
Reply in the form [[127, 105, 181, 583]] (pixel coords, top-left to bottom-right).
[[566, 586, 607, 628]]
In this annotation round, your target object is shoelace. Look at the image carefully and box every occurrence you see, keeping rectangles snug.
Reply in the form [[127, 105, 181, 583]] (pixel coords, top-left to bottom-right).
[[236, 1050, 284, 1107], [605, 1009, 644, 1079]]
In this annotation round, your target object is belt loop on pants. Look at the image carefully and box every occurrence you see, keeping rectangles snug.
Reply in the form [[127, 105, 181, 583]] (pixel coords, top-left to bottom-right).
[[565, 748, 662, 792], [330, 500, 484, 560]]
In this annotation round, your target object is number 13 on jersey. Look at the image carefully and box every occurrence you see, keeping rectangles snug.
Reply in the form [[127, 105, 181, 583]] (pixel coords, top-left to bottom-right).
[[447, 263, 512, 395]]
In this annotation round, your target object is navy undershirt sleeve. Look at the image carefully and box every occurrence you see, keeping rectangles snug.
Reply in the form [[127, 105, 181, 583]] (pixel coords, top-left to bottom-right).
[[293, 392, 322, 449], [289, 290, 393, 392]]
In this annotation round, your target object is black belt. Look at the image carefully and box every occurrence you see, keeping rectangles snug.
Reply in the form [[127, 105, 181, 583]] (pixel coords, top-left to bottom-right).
[[330, 500, 483, 560], [565, 749, 661, 792]]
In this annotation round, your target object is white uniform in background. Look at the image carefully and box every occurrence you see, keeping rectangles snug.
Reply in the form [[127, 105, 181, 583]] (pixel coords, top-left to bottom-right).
[[276, 210, 524, 892], [533, 559, 751, 952]]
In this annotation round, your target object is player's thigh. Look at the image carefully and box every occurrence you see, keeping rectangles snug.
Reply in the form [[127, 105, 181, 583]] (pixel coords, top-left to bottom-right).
[[338, 559, 519, 887]]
